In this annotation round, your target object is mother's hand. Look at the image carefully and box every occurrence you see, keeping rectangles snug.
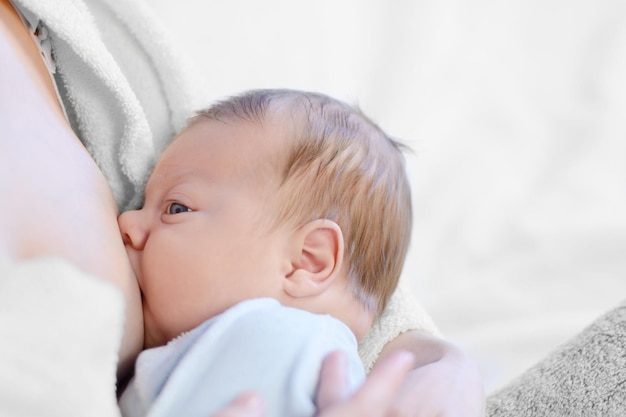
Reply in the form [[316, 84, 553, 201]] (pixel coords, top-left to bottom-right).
[[317, 332, 485, 417], [315, 350, 415, 417], [209, 350, 413, 417], [210, 332, 484, 417]]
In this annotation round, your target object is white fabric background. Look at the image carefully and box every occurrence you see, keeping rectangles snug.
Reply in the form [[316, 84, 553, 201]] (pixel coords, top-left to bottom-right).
[[149, 0, 626, 394]]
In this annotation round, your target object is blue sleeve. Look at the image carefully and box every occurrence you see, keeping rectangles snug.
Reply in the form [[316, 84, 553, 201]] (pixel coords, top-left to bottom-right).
[[148, 300, 365, 417]]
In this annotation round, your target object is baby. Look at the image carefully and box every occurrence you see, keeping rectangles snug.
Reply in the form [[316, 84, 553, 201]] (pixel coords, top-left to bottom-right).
[[117, 89, 413, 417]]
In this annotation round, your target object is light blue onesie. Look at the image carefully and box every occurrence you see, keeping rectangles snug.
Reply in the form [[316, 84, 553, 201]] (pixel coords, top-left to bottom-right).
[[119, 298, 365, 417]]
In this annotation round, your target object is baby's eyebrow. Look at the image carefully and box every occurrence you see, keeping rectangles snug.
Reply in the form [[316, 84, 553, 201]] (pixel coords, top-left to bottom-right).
[[144, 172, 168, 198], [145, 169, 208, 197]]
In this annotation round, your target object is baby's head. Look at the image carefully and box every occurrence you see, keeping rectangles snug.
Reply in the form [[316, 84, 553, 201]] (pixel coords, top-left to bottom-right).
[[119, 89, 412, 347], [196, 90, 413, 315]]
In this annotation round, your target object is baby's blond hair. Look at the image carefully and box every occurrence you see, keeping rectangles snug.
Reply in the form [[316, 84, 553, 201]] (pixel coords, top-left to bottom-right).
[[192, 89, 412, 316]]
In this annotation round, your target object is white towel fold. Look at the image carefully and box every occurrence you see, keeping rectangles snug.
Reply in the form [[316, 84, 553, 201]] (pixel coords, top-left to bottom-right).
[[12, 0, 208, 211]]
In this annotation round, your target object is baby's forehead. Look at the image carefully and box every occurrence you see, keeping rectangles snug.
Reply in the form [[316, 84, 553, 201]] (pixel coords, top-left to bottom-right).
[[195, 117, 289, 177]]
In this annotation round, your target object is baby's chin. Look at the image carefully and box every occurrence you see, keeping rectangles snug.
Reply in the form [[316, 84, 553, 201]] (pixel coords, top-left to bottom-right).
[[141, 308, 160, 348], [141, 307, 178, 348]]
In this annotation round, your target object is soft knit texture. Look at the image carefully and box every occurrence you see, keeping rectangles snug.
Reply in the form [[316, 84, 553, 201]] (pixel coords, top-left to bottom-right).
[[359, 279, 441, 372], [487, 299, 626, 417]]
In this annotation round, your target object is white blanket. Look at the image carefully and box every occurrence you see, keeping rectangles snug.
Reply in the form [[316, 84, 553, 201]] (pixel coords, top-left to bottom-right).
[[0, 256, 123, 417]]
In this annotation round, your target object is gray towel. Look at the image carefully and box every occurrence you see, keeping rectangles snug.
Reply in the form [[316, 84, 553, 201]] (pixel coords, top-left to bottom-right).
[[487, 300, 626, 417]]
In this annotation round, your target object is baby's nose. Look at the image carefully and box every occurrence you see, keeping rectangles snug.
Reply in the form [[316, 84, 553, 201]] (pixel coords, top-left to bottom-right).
[[118, 210, 148, 250]]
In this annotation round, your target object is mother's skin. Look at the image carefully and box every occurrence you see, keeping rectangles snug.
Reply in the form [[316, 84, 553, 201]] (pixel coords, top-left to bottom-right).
[[0, 0, 143, 380]]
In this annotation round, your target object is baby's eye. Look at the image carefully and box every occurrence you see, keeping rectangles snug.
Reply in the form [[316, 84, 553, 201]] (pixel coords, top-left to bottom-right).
[[166, 202, 192, 215]]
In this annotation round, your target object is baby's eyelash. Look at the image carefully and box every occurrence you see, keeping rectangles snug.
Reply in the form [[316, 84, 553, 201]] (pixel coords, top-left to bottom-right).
[[166, 202, 192, 215]]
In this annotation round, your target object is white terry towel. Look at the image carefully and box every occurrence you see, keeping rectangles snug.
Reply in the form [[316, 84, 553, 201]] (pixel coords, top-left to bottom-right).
[[12, 0, 209, 211], [0, 255, 124, 417]]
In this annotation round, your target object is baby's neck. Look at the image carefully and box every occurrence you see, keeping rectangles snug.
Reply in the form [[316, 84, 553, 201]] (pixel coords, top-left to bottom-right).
[[280, 287, 374, 342]]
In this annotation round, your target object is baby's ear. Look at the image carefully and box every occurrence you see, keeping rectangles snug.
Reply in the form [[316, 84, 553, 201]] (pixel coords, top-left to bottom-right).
[[284, 219, 345, 298]]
